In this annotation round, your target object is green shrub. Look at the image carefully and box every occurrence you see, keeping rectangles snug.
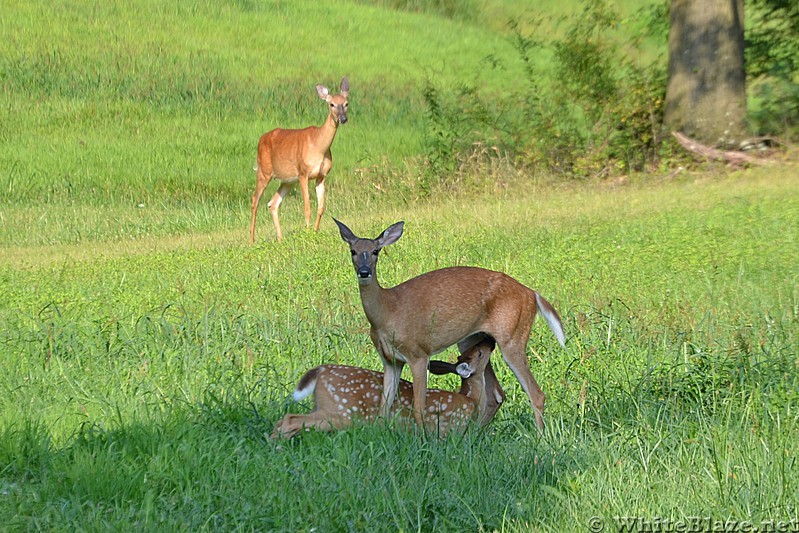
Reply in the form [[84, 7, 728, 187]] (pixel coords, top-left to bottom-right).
[[419, 0, 670, 182], [746, 0, 799, 138]]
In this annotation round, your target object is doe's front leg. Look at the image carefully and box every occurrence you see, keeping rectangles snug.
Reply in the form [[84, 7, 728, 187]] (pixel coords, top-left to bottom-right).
[[313, 178, 326, 231], [299, 175, 312, 229], [379, 358, 404, 419], [409, 358, 430, 429]]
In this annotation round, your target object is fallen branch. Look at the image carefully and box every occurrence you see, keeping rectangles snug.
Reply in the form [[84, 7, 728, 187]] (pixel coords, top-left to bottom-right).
[[671, 131, 773, 168]]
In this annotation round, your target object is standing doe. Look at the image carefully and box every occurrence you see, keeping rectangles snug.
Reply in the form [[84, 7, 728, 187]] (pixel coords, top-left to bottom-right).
[[249, 77, 349, 243], [271, 337, 503, 439], [333, 219, 566, 430]]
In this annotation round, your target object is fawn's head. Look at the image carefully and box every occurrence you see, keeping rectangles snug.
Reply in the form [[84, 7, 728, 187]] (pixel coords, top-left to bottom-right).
[[429, 336, 503, 424], [334, 219, 404, 285], [316, 76, 349, 125], [457, 337, 495, 378]]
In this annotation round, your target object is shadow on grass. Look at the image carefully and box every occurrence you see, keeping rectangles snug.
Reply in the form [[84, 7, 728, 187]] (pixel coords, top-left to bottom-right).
[[1, 387, 583, 531], [3, 343, 798, 531]]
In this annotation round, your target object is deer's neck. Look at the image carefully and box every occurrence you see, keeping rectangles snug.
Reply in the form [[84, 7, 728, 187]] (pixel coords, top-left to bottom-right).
[[357, 279, 389, 327], [460, 377, 486, 412], [312, 113, 339, 153]]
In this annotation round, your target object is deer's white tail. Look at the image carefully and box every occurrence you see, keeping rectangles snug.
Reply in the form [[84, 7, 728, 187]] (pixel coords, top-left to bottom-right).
[[292, 367, 320, 402], [535, 292, 566, 347]]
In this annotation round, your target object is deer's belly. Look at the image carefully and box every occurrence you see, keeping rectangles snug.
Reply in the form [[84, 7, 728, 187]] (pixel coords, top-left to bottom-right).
[[273, 174, 300, 184], [387, 347, 408, 363], [374, 334, 409, 364]]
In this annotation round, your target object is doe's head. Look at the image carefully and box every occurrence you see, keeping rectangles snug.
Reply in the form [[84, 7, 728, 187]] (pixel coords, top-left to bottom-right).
[[333, 218, 404, 285], [317, 76, 349, 125]]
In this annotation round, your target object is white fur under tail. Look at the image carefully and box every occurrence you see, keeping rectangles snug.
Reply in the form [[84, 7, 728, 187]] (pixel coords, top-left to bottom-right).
[[292, 372, 318, 402], [535, 292, 566, 347]]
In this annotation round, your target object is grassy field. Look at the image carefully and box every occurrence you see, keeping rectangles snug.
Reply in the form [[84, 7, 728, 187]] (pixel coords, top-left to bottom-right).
[[2, 0, 799, 531], [2, 168, 798, 530], [0, 0, 663, 247]]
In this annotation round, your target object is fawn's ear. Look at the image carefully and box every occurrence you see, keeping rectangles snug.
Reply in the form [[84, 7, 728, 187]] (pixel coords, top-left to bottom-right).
[[333, 218, 358, 244], [492, 387, 504, 404], [376, 221, 404, 249]]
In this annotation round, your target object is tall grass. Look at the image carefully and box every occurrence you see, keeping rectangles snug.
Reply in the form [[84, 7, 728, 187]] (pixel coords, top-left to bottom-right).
[[0, 2, 666, 198], [1, 166, 798, 529]]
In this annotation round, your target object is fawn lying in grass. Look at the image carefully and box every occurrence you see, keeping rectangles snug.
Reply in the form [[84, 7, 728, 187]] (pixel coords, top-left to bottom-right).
[[272, 337, 503, 438]]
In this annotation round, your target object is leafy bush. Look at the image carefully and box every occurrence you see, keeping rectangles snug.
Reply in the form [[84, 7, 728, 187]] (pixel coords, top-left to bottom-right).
[[746, 0, 799, 138], [420, 0, 670, 182]]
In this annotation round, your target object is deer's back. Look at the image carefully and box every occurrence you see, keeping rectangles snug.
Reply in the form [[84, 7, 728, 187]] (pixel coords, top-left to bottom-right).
[[381, 266, 536, 349], [389, 266, 530, 302]]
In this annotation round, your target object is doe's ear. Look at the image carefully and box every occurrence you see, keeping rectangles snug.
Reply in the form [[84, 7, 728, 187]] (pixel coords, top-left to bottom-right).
[[333, 218, 358, 244], [376, 221, 404, 249], [340, 76, 349, 97], [316, 84, 331, 101]]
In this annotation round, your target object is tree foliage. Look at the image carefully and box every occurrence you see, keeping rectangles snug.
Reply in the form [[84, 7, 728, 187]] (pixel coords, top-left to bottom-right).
[[746, 0, 799, 135], [420, 0, 668, 183]]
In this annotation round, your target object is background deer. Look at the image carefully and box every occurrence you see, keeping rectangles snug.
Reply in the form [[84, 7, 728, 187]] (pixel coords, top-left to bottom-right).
[[271, 337, 503, 439], [249, 77, 349, 243], [333, 218, 566, 430]]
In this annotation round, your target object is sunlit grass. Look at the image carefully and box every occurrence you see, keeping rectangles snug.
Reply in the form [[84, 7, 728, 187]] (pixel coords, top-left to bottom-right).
[[2, 164, 798, 529], [1, 0, 797, 529]]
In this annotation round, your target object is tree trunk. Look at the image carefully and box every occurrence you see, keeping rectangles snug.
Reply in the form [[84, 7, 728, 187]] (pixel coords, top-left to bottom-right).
[[664, 0, 748, 147]]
